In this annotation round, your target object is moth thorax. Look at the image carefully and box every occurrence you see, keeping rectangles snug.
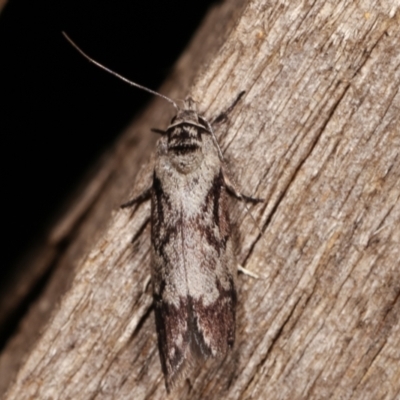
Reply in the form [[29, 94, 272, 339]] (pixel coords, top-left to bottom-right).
[[168, 125, 202, 152], [168, 127, 204, 174]]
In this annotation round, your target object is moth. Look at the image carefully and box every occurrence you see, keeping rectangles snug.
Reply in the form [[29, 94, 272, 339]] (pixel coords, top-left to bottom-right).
[[63, 33, 262, 391]]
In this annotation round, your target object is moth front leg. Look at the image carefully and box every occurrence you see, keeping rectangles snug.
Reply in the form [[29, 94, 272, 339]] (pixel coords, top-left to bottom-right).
[[222, 169, 264, 204], [120, 185, 152, 208], [211, 91, 246, 125]]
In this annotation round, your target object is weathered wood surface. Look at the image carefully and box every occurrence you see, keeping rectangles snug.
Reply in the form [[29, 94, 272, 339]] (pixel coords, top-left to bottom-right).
[[2, 0, 400, 399]]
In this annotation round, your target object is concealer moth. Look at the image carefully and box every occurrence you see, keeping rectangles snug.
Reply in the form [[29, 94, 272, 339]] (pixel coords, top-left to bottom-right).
[[63, 33, 263, 391]]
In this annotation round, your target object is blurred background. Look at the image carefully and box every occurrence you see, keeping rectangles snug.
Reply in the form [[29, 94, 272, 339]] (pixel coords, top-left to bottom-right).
[[0, 0, 215, 288]]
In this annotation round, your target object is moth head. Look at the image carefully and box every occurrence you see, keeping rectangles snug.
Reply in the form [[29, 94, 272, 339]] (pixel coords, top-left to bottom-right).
[[165, 97, 210, 156]]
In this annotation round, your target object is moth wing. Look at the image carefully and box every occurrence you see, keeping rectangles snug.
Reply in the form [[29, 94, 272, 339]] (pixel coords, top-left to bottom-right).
[[189, 277, 237, 358], [187, 171, 237, 359], [154, 278, 236, 390], [154, 297, 193, 390]]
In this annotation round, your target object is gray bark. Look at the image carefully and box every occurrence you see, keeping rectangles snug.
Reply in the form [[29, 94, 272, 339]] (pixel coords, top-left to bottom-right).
[[1, 0, 399, 399]]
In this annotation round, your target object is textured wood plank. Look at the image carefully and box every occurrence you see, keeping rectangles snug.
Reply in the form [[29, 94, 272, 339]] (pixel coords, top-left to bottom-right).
[[2, 0, 400, 399]]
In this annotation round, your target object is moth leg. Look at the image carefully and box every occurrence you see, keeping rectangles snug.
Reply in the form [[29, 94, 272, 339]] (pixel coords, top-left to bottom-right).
[[151, 128, 166, 135], [120, 186, 152, 208], [237, 264, 259, 279], [211, 91, 246, 125], [143, 274, 152, 292], [223, 171, 264, 204]]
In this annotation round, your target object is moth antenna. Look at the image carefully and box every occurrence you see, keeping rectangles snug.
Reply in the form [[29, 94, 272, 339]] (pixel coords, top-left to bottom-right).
[[241, 197, 268, 253], [231, 172, 268, 253], [204, 119, 225, 162], [205, 109, 267, 251], [62, 32, 179, 111]]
